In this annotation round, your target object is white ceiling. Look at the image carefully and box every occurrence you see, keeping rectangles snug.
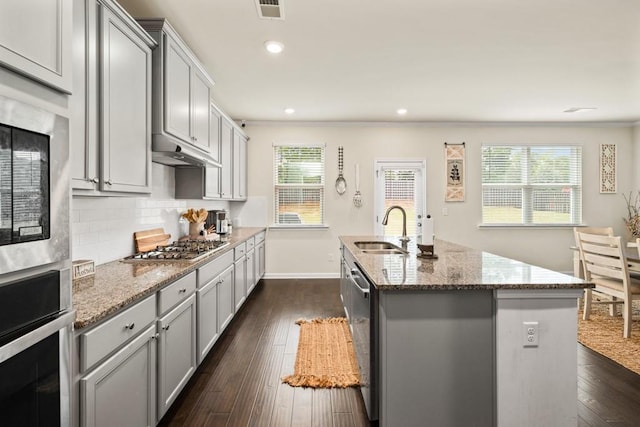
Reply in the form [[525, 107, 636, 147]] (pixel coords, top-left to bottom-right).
[[116, 0, 640, 123]]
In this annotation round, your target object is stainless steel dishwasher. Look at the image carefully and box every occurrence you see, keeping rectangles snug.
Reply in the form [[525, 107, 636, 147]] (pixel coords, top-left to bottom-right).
[[342, 249, 378, 421]]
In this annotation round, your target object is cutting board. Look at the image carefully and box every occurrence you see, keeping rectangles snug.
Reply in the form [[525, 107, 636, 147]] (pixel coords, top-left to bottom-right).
[[134, 228, 171, 252]]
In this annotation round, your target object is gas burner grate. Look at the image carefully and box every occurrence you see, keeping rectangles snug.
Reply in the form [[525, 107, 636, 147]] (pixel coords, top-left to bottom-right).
[[124, 240, 230, 262]]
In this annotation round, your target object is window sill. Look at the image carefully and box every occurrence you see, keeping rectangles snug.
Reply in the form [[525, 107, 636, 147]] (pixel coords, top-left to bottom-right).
[[479, 223, 584, 229], [269, 224, 330, 230]]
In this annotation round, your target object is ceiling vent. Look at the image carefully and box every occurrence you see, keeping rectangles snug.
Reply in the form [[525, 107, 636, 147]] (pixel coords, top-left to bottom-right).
[[255, 0, 284, 20]]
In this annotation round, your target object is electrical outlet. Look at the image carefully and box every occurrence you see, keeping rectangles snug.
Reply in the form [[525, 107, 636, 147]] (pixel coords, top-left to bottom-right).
[[523, 321, 539, 347], [328, 252, 334, 262], [442, 207, 449, 216]]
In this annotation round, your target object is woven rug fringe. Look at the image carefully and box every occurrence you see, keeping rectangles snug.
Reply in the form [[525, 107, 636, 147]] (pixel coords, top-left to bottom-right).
[[281, 374, 360, 389]]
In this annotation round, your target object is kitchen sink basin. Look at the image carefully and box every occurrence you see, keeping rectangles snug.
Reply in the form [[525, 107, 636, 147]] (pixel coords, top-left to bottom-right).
[[361, 249, 406, 255], [354, 241, 407, 254]]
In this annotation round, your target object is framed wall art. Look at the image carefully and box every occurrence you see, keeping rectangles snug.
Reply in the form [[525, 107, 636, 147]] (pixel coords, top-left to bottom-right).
[[599, 143, 616, 193], [445, 142, 465, 202]]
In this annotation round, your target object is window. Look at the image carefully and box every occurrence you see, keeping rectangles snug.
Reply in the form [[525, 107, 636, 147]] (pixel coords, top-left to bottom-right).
[[273, 144, 325, 226], [481, 145, 582, 225]]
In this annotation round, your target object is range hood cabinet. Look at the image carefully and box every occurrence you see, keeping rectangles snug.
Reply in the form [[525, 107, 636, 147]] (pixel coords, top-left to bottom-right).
[[151, 135, 221, 168]]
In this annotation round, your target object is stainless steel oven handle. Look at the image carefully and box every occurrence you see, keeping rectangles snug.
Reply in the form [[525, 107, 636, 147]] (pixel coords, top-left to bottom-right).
[[0, 310, 75, 364], [349, 269, 370, 298]]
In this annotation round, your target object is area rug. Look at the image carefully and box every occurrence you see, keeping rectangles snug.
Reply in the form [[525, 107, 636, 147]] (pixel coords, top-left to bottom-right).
[[282, 317, 361, 388], [578, 300, 640, 375]]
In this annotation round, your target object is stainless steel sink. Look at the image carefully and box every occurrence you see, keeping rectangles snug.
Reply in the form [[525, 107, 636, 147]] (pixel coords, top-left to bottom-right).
[[354, 241, 407, 254], [361, 249, 406, 255]]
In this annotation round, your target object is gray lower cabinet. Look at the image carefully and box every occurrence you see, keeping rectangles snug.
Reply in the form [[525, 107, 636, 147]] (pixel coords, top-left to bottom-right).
[[157, 293, 197, 418], [71, 0, 154, 194], [257, 241, 266, 279], [80, 322, 158, 427], [246, 249, 256, 295], [234, 243, 247, 311], [0, 0, 72, 93], [217, 265, 235, 332]]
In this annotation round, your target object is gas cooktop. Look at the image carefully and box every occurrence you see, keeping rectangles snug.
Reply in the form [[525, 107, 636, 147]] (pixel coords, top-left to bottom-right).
[[123, 239, 230, 262]]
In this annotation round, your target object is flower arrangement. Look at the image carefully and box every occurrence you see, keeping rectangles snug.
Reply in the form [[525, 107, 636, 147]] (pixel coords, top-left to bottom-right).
[[623, 191, 640, 237]]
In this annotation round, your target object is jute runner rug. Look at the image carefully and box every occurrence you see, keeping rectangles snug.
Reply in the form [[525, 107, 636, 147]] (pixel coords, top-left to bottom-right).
[[282, 317, 361, 388], [578, 300, 640, 375]]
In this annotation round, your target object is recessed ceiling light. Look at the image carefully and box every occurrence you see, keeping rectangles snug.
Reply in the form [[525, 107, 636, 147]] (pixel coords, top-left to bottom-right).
[[284, 108, 295, 114], [264, 40, 284, 54], [397, 108, 408, 115], [564, 107, 597, 113]]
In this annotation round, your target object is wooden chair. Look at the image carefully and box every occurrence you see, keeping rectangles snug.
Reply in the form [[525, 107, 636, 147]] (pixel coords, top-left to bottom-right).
[[573, 227, 614, 315], [576, 232, 640, 338]]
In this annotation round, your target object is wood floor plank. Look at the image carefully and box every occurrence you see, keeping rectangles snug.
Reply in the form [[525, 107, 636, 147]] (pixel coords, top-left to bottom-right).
[[291, 387, 313, 427], [270, 353, 297, 426], [311, 389, 333, 427]]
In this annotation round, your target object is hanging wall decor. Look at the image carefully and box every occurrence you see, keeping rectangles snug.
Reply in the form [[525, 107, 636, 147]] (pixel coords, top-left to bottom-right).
[[444, 142, 465, 202], [599, 143, 616, 193]]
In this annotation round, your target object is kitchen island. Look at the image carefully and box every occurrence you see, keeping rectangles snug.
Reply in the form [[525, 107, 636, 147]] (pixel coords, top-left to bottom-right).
[[339, 236, 593, 427]]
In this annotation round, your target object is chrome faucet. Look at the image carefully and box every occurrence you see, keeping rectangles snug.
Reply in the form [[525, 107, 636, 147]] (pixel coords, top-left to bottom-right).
[[382, 205, 409, 242]]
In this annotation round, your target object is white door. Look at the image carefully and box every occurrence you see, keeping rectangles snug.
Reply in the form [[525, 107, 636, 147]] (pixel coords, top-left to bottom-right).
[[374, 160, 426, 239]]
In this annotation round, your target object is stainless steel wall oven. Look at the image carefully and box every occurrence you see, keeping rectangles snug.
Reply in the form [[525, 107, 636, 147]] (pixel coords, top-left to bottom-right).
[[0, 94, 72, 426]]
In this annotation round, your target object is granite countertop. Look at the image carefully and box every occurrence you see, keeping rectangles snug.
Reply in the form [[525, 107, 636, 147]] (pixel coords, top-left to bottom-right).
[[339, 235, 594, 291], [72, 227, 266, 330]]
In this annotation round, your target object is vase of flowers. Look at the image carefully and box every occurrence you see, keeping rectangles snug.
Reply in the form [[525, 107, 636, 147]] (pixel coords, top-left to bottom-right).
[[623, 191, 640, 238]]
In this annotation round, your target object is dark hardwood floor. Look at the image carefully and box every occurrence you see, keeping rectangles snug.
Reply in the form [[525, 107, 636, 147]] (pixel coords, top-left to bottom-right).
[[158, 279, 640, 427]]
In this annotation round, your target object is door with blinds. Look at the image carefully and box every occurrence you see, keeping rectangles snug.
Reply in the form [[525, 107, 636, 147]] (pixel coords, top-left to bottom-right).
[[373, 160, 426, 237]]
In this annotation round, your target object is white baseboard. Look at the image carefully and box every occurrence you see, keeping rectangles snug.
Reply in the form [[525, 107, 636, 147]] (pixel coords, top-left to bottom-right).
[[262, 272, 340, 280]]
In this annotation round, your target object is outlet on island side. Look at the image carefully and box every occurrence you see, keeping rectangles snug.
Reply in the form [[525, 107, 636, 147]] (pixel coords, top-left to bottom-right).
[[328, 252, 334, 262], [523, 321, 539, 347]]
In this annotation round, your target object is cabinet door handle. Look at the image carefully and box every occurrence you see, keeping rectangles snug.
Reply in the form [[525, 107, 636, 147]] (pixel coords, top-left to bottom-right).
[[90, 177, 99, 184], [178, 288, 187, 293], [124, 323, 135, 330], [151, 333, 160, 340], [105, 180, 113, 185], [162, 324, 171, 331]]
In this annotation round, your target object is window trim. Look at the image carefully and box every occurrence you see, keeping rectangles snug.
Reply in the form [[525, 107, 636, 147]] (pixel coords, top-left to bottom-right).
[[272, 143, 326, 228], [480, 144, 582, 227]]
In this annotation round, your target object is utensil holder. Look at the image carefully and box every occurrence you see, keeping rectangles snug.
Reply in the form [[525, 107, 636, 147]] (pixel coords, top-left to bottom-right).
[[189, 222, 204, 236]]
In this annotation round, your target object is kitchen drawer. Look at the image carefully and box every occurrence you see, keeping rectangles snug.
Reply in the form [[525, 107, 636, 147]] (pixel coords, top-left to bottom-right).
[[80, 294, 156, 372], [159, 271, 196, 315], [234, 242, 246, 261], [255, 231, 265, 244], [198, 250, 234, 287], [246, 237, 255, 251]]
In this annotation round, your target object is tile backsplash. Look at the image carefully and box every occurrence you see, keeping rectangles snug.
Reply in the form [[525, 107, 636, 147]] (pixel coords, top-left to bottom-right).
[[72, 164, 230, 266]]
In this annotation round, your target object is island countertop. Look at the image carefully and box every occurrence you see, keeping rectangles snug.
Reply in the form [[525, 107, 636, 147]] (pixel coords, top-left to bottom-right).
[[339, 235, 594, 291]]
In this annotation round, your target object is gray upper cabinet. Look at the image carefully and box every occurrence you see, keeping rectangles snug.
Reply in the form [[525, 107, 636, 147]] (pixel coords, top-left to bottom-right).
[[71, 0, 155, 194], [233, 132, 248, 200], [0, 0, 73, 93], [138, 19, 214, 154], [220, 117, 233, 199]]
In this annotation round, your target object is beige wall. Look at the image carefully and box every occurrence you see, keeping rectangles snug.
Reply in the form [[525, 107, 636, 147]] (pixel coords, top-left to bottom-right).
[[243, 123, 634, 277]]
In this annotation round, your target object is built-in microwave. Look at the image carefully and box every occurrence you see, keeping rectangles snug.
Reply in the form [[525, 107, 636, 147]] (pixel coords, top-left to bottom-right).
[[0, 95, 69, 275], [0, 122, 50, 245]]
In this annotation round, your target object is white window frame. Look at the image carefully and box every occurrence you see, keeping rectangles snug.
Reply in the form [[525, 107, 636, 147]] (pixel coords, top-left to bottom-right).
[[271, 143, 327, 229], [480, 144, 582, 227]]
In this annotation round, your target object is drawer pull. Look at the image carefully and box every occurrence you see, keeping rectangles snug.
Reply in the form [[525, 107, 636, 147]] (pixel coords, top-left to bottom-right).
[[162, 325, 171, 331], [151, 333, 160, 340], [178, 288, 187, 293], [124, 323, 135, 330]]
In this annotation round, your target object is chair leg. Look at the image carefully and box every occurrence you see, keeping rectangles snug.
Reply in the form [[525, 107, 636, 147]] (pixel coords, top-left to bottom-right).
[[583, 289, 592, 320], [610, 296, 618, 316], [623, 301, 632, 338]]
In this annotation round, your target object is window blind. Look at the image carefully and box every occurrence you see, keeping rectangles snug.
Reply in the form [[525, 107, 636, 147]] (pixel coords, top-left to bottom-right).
[[273, 144, 325, 226], [481, 145, 582, 225]]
